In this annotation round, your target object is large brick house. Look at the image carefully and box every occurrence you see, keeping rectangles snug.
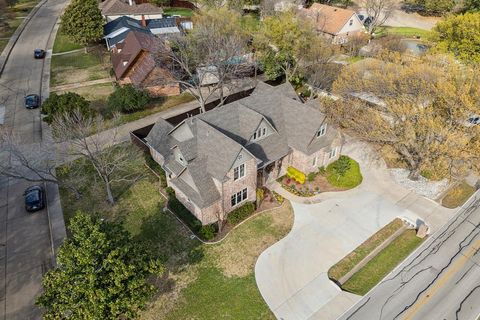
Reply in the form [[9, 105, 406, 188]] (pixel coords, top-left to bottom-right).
[[145, 82, 343, 224]]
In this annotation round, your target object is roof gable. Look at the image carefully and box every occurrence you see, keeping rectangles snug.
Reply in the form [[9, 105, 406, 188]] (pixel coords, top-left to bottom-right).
[[302, 4, 359, 35]]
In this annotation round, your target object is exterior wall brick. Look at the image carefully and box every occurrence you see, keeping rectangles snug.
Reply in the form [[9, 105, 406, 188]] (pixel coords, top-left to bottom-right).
[[222, 157, 257, 214], [149, 146, 165, 166]]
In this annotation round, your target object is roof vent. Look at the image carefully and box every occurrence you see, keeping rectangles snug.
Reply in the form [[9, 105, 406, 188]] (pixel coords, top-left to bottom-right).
[[122, 60, 128, 66]]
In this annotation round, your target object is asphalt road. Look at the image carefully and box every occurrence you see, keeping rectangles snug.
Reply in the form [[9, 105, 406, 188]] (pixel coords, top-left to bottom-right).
[[0, 0, 68, 318], [340, 192, 480, 320]]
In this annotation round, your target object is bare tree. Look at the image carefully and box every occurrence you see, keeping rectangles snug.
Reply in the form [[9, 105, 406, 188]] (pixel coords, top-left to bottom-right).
[[52, 111, 145, 205], [158, 8, 252, 113], [362, 0, 396, 34]]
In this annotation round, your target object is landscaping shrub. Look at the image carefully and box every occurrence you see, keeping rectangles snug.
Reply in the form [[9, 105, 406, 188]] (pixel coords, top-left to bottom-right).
[[199, 224, 217, 241], [307, 172, 316, 182], [165, 186, 176, 199], [41, 92, 92, 124], [168, 197, 202, 232], [272, 191, 284, 204], [326, 156, 363, 189], [287, 166, 306, 184], [226, 202, 256, 225], [108, 85, 150, 113]]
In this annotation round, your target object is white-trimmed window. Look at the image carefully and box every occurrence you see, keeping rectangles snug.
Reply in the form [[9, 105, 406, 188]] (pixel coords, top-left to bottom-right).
[[312, 156, 318, 166], [316, 124, 327, 137], [233, 163, 245, 180], [329, 147, 337, 159], [231, 188, 248, 207], [253, 127, 267, 141]]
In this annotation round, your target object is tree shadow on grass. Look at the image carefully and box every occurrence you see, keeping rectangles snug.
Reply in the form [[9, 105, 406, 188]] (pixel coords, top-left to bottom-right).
[[134, 204, 204, 295]]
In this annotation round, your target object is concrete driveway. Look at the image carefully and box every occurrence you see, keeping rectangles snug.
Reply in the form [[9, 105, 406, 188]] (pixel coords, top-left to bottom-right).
[[255, 140, 456, 320], [255, 191, 421, 320]]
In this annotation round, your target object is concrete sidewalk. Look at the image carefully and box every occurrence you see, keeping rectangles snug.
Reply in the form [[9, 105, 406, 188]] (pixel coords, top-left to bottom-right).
[[255, 139, 456, 320]]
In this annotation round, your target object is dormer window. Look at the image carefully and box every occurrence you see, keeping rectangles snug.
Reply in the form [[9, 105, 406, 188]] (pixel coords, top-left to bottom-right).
[[316, 124, 327, 138], [349, 19, 353, 26], [253, 127, 267, 141]]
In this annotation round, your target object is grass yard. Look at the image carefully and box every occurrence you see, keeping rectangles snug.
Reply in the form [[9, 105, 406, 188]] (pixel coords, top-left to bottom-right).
[[163, 7, 194, 17], [242, 13, 261, 32], [442, 181, 476, 209], [0, 39, 8, 53], [110, 92, 196, 125], [329, 218, 404, 283], [50, 49, 110, 87], [341, 229, 424, 295], [0, 0, 39, 38], [375, 27, 431, 39], [53, 26, 83, 53], [326, 156, 363, 189], [142, 202, 293, 320], [58, 143, 294, 319]]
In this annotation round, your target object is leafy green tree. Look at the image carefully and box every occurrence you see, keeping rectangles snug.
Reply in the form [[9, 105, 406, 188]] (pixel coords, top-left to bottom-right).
[[464, 0, 480, 11], [253, 11, 316, 80], [41, 92, 92, 124], [430, 12, 480, 63], [37, 211, 163, 319], [107, 85, 150, 113], [331, 155, 351, 178], [61, 0, 103, 46]]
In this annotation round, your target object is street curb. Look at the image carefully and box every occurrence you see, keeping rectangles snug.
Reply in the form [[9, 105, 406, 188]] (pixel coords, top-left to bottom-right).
[[0, 0, 47, 77]]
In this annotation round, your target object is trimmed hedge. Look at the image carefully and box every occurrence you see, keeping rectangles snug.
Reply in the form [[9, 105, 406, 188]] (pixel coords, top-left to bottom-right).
[[287, 166, 306, 184], [166, 188, 218, 241], [168, 197, 202, 232], [226, 202, 256, 225]]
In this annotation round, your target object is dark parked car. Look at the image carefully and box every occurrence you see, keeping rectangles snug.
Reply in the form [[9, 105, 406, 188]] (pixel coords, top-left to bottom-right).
[[25, 94, 40, 109], [24, 185, 45, 212], [34, 49, 46, 59]]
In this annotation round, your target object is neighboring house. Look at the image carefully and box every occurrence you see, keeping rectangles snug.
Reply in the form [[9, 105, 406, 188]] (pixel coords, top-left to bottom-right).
[[300, 4, 365, 44], [145, 82, 342, 225], [100, 0, 163, 22], [103, 16, 182, 50], [111, 31, 180, 96]]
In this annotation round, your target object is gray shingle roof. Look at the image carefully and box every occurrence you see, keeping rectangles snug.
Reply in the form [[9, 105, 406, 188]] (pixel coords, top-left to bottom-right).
[[146, 81, 338, 209]]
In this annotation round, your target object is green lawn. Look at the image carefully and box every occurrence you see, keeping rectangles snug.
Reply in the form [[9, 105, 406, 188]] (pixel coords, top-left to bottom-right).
[[58, 144, 295, 319], [329, 218, 404, 283], [0, 0, 39, 38], [0, 39, 8, 54], [242, 13, 261, 32], [326, 156, 363, 189], [53, 27, 83, 53], [375, 27, 431, 39], [50, 49, 110, 87], [342, 229, 424, 295], [442, 181, 475, 209], [163, 7, 194, 17]]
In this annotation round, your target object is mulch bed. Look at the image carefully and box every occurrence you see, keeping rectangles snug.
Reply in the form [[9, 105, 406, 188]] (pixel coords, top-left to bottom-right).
[[279, 174, 345, 197]]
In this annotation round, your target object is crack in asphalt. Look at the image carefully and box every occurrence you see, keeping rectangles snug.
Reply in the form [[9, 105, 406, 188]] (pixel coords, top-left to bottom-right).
[[455, 285, 480, 320], [343, 197, 480, 319]]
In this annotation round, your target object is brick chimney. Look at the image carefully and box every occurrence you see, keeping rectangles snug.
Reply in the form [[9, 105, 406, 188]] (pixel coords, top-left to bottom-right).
[[141, 14, 146, 27]]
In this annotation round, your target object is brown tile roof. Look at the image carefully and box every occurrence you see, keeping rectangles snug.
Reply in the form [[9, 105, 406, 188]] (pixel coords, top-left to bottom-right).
[[301, 4, 356, 35], [101, 0, 163, 15], [111, 31, 162, 80]]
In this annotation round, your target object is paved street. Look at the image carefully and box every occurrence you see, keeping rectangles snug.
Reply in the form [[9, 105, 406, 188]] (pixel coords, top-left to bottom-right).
[[0, 0, 68, 318], [340, 192, 480, 320]]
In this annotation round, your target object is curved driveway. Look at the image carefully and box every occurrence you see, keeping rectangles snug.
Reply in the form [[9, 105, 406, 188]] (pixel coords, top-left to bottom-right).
[[255, 141, 456, 320], [0, 0, 68, 318]]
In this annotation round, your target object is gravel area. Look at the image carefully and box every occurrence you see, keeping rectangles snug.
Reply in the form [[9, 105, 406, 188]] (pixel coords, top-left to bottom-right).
[[389, 169, 449, 199]]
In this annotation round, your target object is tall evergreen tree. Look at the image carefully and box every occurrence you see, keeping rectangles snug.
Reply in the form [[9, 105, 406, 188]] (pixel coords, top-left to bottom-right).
[[37, 212, 163, 319], [61, 0, 104, 46]]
